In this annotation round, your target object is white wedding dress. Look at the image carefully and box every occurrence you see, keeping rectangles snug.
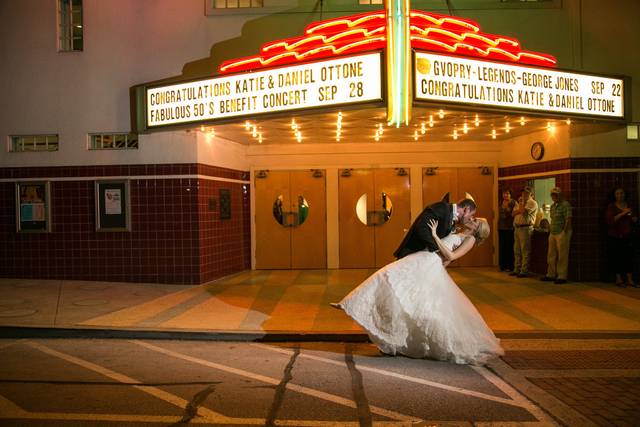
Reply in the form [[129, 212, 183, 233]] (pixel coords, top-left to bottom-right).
[[339, 234, 504, 365]]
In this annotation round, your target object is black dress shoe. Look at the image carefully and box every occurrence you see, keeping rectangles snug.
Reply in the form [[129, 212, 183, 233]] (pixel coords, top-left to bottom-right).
[[554, 279, 567, 284], [540, 276, 555, 282], [629, 282, 640, 288]]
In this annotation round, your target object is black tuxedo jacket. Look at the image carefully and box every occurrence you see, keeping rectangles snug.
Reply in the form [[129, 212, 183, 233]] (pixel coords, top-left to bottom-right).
[[393, 201, 455, 259]]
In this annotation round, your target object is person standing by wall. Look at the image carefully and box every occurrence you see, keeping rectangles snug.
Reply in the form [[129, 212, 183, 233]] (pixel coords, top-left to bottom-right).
[[606, 188, 638, 288], [541, 187, 572, 284], [511, 186, 538, 278], [498, 189, 517, 272]]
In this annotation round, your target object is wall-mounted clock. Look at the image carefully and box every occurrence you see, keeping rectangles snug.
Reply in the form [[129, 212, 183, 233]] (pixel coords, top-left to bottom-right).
[[530, 141, 545, 161]]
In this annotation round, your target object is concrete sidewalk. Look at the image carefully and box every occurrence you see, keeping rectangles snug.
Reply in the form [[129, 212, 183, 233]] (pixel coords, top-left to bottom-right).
[[1, 268, 640, 340]]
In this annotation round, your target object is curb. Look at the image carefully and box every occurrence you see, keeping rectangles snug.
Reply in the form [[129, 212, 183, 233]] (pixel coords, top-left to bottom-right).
[[2, 326, 640, 342], [0, 326, 370, 342]]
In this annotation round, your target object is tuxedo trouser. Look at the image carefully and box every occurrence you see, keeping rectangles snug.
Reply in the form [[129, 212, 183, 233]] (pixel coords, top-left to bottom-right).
[[514, 226, 533, 274], [547, 230, 572, 280]]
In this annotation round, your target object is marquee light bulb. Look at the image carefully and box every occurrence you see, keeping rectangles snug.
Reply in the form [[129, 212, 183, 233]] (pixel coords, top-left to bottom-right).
[[429, 115, 434, 127], [245, 121, 251, 131], [505, 121, 510, 133], [420, 122, 426, 134], [252, 126, 258, 138], [258, 132, 263, 143], [439, 109, 445, 119], [463, 121, 469, 134], [491, 129, 497, 139], [200, 125, 206, 132], [413, 130, 419, 141], [474, 114, 480, 127], [565, 118, 571, 125], [520, 116, 526, 126], [453, 128, 458, 140]]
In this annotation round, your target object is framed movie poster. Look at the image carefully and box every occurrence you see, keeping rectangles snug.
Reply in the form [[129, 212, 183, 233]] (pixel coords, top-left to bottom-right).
[[95, 180, 130, 231], [16, 182, 50, 232]]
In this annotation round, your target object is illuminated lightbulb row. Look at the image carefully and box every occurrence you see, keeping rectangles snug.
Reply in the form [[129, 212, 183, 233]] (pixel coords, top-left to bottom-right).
[[291, 118, 302, 142], [336, 112, 343, 142], [244, 120, 262, 143], [374, 122, 384, 141], [199, 125, 215, 137]]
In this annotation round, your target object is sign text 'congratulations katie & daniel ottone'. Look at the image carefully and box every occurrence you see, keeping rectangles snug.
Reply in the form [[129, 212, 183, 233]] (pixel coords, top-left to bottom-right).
[[146, 53, 382, 127], [415, 51, 624, 119]]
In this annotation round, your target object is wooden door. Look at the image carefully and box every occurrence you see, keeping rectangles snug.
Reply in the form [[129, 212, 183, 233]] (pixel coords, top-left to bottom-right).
[[290, 170, 327, 269], [255, 170, 291, 269], [422, 167, 494, 267], [339, 169, 375, 268], [456, 167, 494, 267], [423, 167, 460, 205], [374, 168, 411, 267]]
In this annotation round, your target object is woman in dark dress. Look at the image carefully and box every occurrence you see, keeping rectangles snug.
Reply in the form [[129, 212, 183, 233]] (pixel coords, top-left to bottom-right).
[[606, 188, 638, 287], [498, 189, 517, 272]]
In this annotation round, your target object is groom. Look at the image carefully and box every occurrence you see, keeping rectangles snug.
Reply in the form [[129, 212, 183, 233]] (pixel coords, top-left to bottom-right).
[[393, 194, 477, 259]]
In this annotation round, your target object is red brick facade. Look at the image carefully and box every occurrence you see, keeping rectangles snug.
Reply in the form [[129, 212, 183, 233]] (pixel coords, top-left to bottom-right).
[[0, 164, 250, 284], [499, 157, 640, 281]]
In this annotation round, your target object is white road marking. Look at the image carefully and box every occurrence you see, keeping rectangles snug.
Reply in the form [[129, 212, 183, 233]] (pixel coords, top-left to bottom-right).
[[471, 365, 556, 424], [26, 341, 232, 423], [252, 343, 527, 408], [0, 339, 23, 350], [132, 339, 421, 422]]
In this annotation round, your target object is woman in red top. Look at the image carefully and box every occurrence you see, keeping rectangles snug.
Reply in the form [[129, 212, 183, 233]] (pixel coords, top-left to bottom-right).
[[606, 188, 638, 287]]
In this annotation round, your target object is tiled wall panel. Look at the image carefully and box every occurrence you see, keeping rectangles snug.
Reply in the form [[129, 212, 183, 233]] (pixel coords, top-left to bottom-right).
[[499, 157, 640, 281], [0, 164, 250, 285]]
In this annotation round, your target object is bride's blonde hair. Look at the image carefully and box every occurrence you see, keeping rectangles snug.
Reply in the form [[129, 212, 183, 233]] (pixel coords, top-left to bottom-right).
[[473, 218, 490, 245]]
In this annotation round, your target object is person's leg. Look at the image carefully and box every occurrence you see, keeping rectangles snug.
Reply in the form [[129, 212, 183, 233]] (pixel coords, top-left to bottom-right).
[[557, 230, 572, 280], [610, 237, 625, 286], [521, 228, 533, 275], [498, 230, 506, 270], [513, 229, 522, 274], [547, 233, 559, 279], [505, 229, 515, 271], [621, 238, 636, 286]]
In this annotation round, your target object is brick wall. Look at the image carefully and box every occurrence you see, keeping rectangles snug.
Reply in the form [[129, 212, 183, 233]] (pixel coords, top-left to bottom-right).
[[0, 164, 250, 284], [499, 157, 640, 281]]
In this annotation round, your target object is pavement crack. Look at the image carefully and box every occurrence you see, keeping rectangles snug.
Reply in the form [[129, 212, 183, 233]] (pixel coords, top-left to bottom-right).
[[345, 343, 373, 427], [171, 382, 221, 426], [265, 344, 300, 427]]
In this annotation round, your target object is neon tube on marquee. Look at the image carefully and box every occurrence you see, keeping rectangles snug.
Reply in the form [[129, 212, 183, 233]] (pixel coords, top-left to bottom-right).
[[146, 53, 382, 128], [414, 51, 624, 118]]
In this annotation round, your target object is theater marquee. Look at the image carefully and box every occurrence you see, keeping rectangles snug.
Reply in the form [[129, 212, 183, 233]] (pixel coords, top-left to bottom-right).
[[414, 51, 625, 119], [146, 52, 382, 128]]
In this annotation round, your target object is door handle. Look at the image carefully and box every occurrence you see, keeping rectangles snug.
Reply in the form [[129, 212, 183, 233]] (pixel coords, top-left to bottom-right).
[[280, 211, 300, 227], [366, 210, 389, 226]]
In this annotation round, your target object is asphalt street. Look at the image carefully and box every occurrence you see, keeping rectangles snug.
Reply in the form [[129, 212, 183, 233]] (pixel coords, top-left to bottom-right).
[[0, 337, 615, 426]]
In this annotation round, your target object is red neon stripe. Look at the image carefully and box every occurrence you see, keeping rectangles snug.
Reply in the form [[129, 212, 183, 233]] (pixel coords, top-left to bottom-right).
[[218, 9, 556, 74]]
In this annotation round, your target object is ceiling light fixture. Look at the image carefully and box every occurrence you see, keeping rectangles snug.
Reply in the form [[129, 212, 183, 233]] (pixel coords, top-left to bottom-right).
[[438, 109, 445, 119], [429, 115, 434, 127], [474, 114, 480, 127], [520, 116, 526, 126], [420, 122, 427, 134]]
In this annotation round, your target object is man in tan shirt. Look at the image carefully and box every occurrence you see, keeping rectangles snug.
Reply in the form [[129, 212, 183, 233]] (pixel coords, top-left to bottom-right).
[[511, 186, 538, 278]]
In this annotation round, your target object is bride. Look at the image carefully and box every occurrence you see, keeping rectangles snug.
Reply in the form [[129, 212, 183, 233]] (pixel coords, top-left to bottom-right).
[[333, 217, 504, 365]]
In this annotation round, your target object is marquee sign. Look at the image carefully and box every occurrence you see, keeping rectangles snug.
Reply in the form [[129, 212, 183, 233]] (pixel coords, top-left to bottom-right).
[[146, 52, 382, 128], [414, 51, 625, 119], [136, 8, 628, 132]]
